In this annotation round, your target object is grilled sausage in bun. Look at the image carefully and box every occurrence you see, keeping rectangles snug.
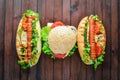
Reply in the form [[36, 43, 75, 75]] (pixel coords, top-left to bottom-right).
[[16, 10, 41, 69], [77, 15, 106, 69]]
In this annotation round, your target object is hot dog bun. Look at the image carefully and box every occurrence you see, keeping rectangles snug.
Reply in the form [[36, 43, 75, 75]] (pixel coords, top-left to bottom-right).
[[77, 15, 106, 66], [16, 10, 41, 69]]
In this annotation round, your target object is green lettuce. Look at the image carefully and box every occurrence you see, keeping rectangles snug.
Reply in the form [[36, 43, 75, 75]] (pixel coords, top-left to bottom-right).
[[24, 9, 39, 18], [18, 10, 39, 69], [18, 60, 30, 69], [41, 26, 55, 59], [89, 15, 105, 69], [94, 50, 105, 70], [68, 45, 77, 56]]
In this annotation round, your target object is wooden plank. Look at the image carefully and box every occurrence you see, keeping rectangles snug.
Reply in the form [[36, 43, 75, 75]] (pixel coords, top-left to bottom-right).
[[13, 0, 22, 80], [70, 0, 82, 80], [28, 67, 37, 80], [53, 0, 63, 80], [20, 0, 29, 80], [54, 0, 62, 21], [118, 0, 120, 80], [86, 0, 95, 15], [4, 0, 15, 80], [102, 0, 111, 80], [29, 0, 37, 10], [77, 0, 87, 80], [36, 56, 44, 80], [0, 0, 5, 80], [110, 0, 118, 80], [39, 0, 46, 26], [28, 0, 38, 80], [70, 52, 81, 80], [62, 0, 71, 80], [44, 0, 54, 80], [86, 0, 95, 80], [94, 0, 103, 80], [70, 0, 80, 26], [37, 0, 46, 80], [53, 59, 62, 80], [21, 0, 29, 13]]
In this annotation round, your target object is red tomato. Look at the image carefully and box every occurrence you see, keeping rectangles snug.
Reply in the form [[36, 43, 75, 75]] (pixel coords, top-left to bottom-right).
[[95, 22, 100, 34], [51, 21, 64, 29], [96, 44, 102, 57], [53, 53, 66, 59]]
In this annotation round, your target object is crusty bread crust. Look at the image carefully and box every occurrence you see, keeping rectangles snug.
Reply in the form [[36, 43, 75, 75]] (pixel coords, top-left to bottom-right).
[[16, 18, 41, 66], [77, 16, 106, 65], [77, 17, 88, 58]]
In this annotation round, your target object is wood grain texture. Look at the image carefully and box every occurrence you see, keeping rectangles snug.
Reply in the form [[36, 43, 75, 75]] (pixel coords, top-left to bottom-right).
[[118, 0, 120, 80], [37, 0, 45, 80], [111, 0, 118, 80], [0, 0, 5, 80], [0, 0, 119, 80], [13, 0, 21, 80], [4, 0, 14, 80], [102, 0, 111, 80]]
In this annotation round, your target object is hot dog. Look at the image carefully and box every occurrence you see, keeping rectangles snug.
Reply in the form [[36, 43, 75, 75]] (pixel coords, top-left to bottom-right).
[[16, 10, 41, 69], [77, 15, 106, 69]]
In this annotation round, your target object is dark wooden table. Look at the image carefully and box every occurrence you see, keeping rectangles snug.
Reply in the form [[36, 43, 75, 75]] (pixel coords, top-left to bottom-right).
[[0, 0, 119, 80]]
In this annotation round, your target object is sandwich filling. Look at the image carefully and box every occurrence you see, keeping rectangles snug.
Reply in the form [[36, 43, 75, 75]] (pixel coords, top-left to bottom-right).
[[41, 21, 77, 59], [82, 15, 106, 69], [16, 10, 40, 69]]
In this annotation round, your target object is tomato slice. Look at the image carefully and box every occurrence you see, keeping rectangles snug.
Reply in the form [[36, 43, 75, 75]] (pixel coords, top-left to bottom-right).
[[95, 22, 100, 34], [51, 21, 64, 29], [96, 44, 102, 57], [53, 53, 66, 59]]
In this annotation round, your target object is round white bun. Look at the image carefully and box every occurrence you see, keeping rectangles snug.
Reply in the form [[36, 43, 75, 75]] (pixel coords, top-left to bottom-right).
[[48, 26, 77, 55]]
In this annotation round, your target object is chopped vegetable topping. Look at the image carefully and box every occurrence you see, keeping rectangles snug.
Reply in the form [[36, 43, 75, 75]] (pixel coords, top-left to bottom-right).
[[18, 10, 39, 69], [82, 15, 105, 69]]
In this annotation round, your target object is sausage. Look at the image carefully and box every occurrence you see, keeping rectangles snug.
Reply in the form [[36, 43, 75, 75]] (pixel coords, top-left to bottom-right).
[[89, 18, 96, 60], [22, 17, 34, 61]]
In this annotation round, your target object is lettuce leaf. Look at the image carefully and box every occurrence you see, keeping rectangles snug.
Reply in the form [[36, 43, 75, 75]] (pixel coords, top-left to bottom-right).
[[24, 10, 39, 18], [94, 50, 105, 70], [41, 26, 55, 59], [68, 45, 77, 56], [18, 10, 39, 69], [18, 60, 30, 69], [82, 43, 93, 64]]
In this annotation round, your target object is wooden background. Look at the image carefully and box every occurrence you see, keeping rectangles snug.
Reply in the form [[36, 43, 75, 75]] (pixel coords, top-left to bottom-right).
[[0, 0, 119, 80]]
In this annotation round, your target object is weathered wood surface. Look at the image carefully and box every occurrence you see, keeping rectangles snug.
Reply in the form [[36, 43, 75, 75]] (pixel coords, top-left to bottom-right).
[[0, 0, 119, 80]]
